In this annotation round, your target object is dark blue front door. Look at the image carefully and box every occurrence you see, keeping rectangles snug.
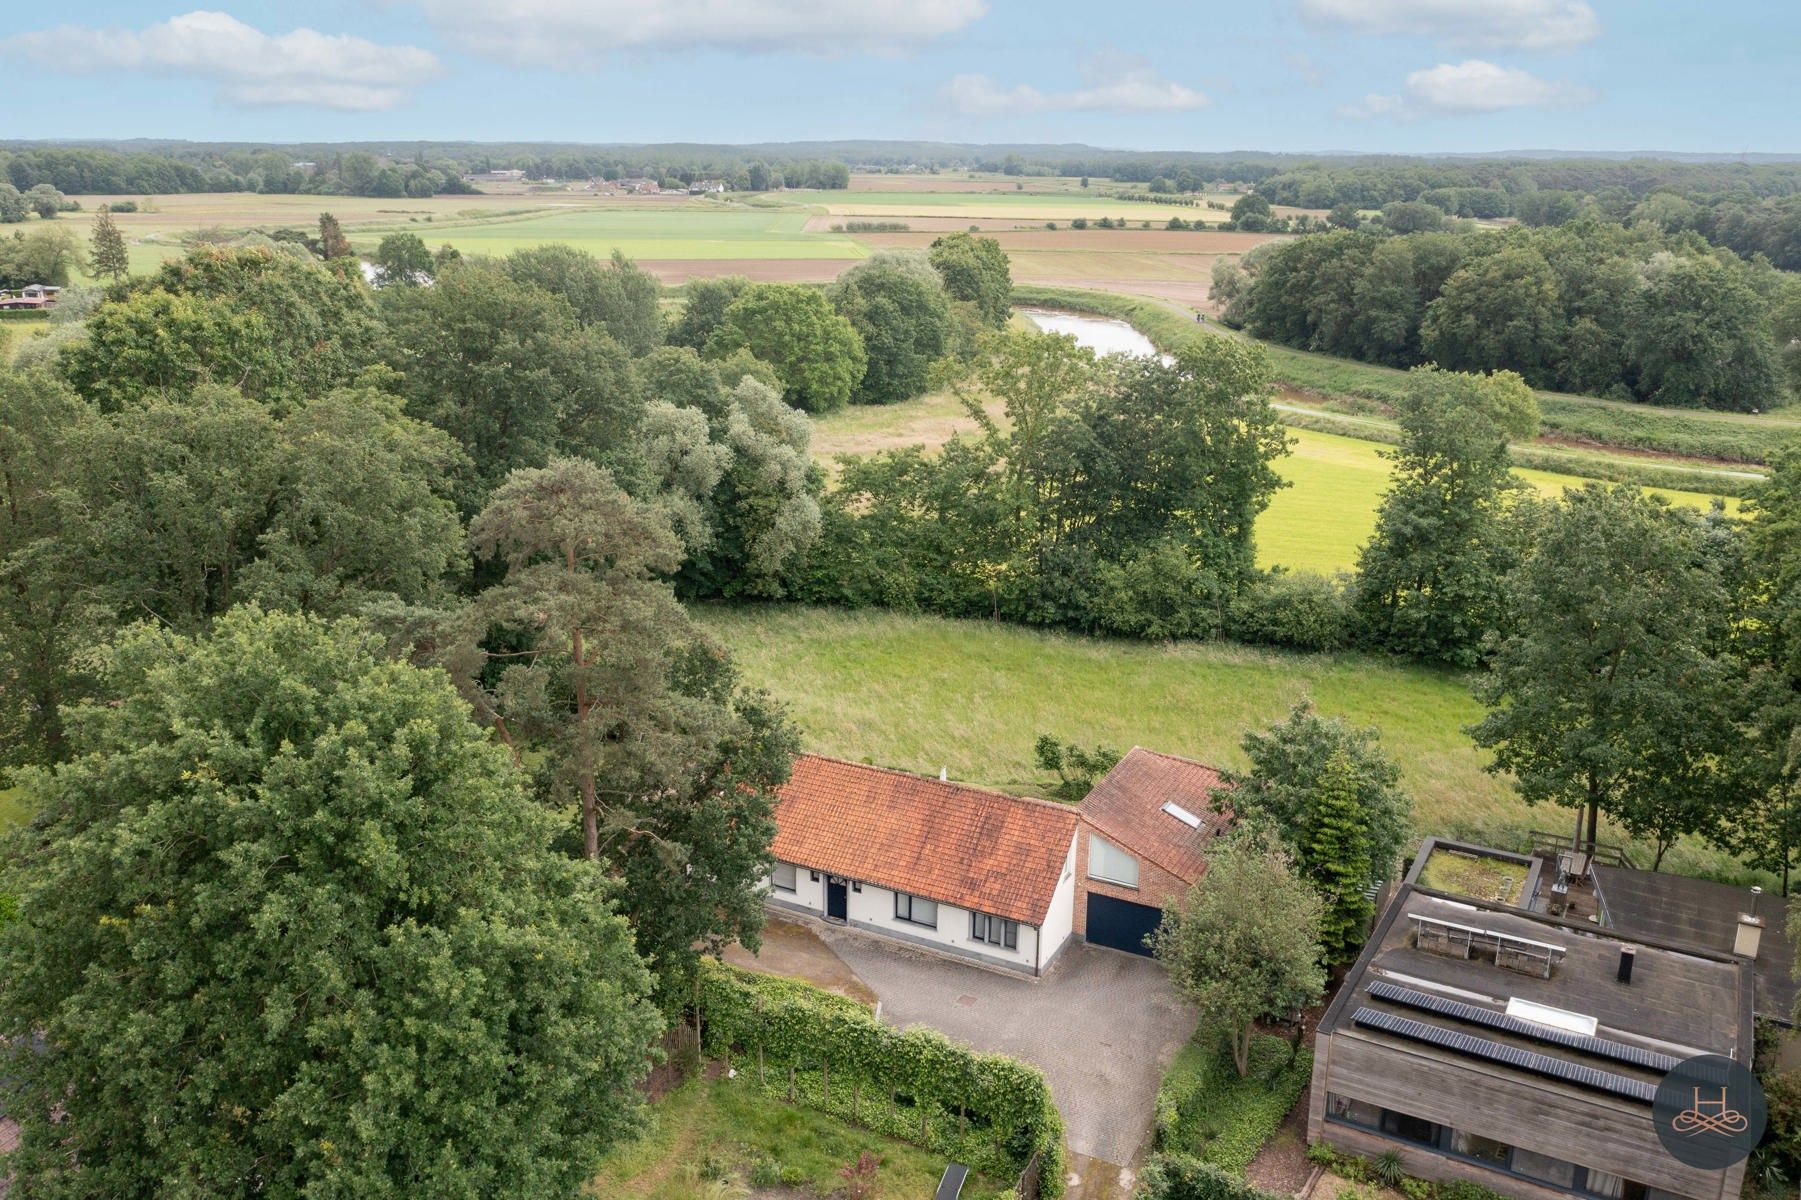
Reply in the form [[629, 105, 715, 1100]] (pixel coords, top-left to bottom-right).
[[826, 876, 848, 922], [1086, 893, 1161, 955]]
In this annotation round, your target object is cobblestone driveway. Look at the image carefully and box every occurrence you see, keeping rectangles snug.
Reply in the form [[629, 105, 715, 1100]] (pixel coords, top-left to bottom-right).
[[813, 923, 1197, 1170]]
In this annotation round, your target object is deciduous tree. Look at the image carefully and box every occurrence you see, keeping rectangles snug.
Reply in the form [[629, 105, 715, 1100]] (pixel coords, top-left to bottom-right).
[[830, 253, 954, 405], [928, 232, 1012, 328], [1468, 485, 1738, 865], [0, 608, 661, 1197], [1150, 828, 1326, 1077], [708, 283, 865, 413], [1353, 367, 1540, 665]]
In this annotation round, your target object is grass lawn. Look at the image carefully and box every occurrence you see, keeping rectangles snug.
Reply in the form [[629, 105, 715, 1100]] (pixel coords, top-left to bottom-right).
[[592, 1073, 1006, 1199], [695, 604, 1754, 883], [0, 785, 27, 832]]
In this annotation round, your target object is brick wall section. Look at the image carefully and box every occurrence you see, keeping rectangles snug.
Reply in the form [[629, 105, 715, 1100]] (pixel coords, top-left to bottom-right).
[[1072, 821, 1193, 937]]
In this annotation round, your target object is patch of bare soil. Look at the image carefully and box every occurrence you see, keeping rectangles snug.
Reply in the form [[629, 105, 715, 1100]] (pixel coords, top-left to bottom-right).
[[856, 229, 1277, 254], [1246, 1091, 1315, 1196]]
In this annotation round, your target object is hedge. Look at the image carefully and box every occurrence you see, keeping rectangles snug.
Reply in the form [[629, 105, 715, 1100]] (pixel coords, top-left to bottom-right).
[[697, 960, 1065, 1194], [1153, 1033, 1313, 1175]]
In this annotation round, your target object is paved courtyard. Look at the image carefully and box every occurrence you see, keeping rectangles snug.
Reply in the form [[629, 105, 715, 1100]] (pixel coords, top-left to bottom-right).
[[805, 921, 1197, 1170]]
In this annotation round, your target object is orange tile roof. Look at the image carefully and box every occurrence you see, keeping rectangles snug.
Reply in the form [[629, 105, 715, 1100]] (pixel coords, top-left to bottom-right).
[[1078, 748, 1232, 884], [772, 754, 1079, 925]]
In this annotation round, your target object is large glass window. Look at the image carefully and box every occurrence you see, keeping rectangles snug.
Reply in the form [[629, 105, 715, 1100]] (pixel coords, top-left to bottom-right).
[[1088, 833, 1140, 888], [1326, 1094, 1382, 1129], [895, 892, 938, 928], [1511, 1149, 1576, 1189], [1449, 1129, 1510, 1167], [770, 862, 796, 892], [1380, 1110, 1441, 1147], [971, 912, 1018, 949]]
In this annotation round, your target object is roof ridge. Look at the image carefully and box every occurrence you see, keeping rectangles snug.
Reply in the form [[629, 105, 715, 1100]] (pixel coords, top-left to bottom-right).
[[793, 752, 1079, 819], [1130, 746, 1228, 773]]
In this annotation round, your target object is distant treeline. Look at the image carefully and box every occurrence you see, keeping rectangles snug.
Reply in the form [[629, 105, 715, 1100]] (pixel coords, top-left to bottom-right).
[[1255, 160, 1801, 270], [0, 143, 850, 197], [0, 147, 476, 199], [1232, 221, 1799, 412]]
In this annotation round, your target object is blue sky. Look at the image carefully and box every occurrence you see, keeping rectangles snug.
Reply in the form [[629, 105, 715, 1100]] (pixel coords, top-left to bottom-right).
[[1, 1, 1795, 154]]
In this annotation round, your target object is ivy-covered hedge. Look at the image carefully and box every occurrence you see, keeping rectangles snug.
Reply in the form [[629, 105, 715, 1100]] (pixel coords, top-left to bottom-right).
[[1153, 1033, 1313, 1174], [697, 960, 1065, 1195]]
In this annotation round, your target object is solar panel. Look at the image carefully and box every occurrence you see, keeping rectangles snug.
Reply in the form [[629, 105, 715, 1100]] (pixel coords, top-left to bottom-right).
[[1365, 980, 1680, 1073], [1351, 1007, 1656, 1104]]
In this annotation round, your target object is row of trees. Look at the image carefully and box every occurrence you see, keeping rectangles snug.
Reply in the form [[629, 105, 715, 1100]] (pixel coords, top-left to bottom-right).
[[1230, 222, 1797, 410]]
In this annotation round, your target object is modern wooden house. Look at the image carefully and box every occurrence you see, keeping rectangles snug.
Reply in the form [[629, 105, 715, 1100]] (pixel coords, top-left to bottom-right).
[[1310, 874, 1756, 1200]]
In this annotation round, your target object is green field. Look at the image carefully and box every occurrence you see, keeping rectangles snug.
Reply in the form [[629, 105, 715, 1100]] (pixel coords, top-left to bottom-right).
[[1264, 427, 1741, 575], [695, 604, 1755, 884], [815, 191, 1222, 223], [352, 204, 867, 261]]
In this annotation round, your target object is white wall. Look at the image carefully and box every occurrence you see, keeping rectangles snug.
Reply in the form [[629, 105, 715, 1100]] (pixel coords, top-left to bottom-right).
[[767, 859, 1045, 974], [1038, 832, 1078, 967]]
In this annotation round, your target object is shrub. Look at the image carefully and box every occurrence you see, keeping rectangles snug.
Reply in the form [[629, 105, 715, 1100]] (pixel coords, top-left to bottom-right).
[[1153, 1033, 1313, 1174], [1226, 572, 1352, 651], [1373, 1149, 1407, 1187], [1138, 1153, 1285, 1200], [749, 1157, 783, 1187]]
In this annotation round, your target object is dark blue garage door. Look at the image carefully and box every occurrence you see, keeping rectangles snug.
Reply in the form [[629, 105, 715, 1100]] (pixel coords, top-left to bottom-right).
[[1086, 894, 1162, 956]]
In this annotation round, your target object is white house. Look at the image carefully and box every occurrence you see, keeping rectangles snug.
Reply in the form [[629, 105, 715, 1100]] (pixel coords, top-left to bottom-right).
[[766, 755, 1079, 976]]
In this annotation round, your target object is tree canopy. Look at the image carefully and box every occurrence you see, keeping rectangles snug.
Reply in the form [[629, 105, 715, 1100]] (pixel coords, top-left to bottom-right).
[[708, 283, 866, 413], [0, 607, 660, 1197]]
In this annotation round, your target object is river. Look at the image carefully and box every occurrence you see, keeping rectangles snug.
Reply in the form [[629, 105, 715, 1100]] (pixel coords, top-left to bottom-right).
[[1018, 308, 1172, 363]]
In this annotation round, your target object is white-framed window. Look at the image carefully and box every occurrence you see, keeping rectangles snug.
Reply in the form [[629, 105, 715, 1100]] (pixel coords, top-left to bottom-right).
[[1088, 833, 1140, 888], [770, 862, 796, 892], [894, 892, 938, 928], [971, 912, 1018, 949]]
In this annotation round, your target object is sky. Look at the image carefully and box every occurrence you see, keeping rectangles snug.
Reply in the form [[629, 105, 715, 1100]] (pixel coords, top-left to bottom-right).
[[0, 1, 1795, 155]]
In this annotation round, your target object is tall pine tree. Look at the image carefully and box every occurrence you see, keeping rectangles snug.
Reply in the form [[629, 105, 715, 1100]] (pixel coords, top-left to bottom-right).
[[87, 207, 129, 281], [1304, 748, 1377, 962]]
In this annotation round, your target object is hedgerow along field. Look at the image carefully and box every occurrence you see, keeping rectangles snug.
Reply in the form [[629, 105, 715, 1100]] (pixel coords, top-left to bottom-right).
[[693, 604, 1758, 886]]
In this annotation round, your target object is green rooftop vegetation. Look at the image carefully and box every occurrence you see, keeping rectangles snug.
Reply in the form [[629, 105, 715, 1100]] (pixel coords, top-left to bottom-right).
[[1417, 846, 1529, 907]]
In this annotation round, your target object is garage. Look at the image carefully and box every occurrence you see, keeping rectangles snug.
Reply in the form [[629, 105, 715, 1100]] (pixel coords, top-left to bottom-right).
[[1085, 893, 1162, 956]]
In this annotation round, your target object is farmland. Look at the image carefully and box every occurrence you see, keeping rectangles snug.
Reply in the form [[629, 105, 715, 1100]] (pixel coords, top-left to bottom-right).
[[693, 604, 1755, 885]]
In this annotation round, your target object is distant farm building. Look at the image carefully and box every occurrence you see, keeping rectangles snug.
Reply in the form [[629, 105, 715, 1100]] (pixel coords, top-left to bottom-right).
[[688, 179, 728, 194], [616, 177, 660, 194], [0, 284, 59, 311], [464, 169, 527, 184]]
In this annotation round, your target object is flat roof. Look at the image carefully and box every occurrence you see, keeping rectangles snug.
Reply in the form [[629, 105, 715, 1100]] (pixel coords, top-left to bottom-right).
[[1594, 864, 1797, 1024], [1323, 886, 1755, 1095]]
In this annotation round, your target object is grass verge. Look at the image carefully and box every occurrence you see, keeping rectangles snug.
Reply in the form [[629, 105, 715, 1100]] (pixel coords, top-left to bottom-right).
[[591, 1073, 1008, 1199]]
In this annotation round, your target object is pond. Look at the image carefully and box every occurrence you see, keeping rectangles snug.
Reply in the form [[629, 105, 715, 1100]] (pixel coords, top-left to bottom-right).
[[1019, 307, 1172, 363]]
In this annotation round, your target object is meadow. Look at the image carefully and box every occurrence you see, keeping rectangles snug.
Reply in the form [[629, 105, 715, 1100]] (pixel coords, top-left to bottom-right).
[[694, 604, 1753, 884]]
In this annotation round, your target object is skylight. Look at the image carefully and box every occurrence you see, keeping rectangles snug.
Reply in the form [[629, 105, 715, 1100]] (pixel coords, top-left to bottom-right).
[[1505, 997, 1598, 1037], [1161, 801, 1203, 828]]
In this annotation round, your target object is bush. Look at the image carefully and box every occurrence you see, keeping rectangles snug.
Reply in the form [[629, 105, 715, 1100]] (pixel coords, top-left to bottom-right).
[[697, 961, 1063, 1195], [0, 891, 15, 932], [1153, 1033, 1313, 1174], [1226, 572, 1352, 651], [749, 1157, 783, 1187], [1139, 1153, 1285, 1200]]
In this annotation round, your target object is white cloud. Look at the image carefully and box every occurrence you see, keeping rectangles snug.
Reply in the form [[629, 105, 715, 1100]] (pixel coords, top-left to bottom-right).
[[401, 0, 986, 63], [1339, 58, 1595, 117], [1299, 0, 1601, 52], [944, 56, 1210, 117], [0, 11, 440, 110]]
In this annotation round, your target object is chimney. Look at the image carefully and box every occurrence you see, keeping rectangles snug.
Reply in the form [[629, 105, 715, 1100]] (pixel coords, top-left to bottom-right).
[[939, 766, 948, 782], [1735, 886, 1765, 959], [1616, 945, 1636, 985]]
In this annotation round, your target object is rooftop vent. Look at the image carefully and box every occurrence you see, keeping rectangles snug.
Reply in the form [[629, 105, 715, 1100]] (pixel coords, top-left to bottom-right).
[[1161, 801, 1203, 828]]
